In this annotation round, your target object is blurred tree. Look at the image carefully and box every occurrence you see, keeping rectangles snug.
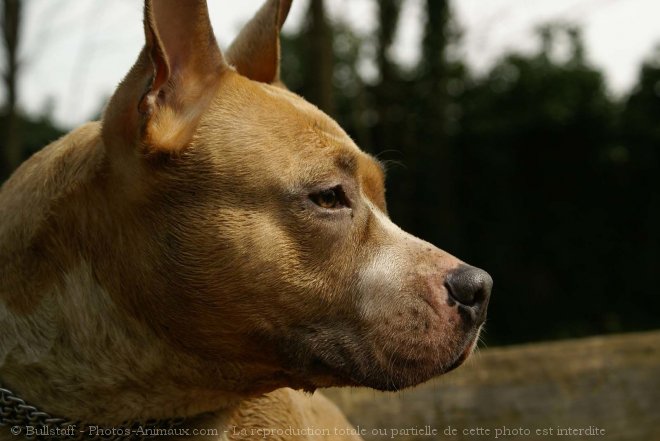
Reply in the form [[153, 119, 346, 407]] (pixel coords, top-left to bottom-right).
[[411, 0, 464, 251], [281, 0, 368, 146], [619, 51, 660, 331], [456, 25, 627, 342], [367, 0, 466, 251], [369, 0, 410, 223], [1, 0, 22, 176], [0, 110, 64, 163], [376, 0, 401, 84], [372, 0, 402, 121], [302, 0, 334, 116]]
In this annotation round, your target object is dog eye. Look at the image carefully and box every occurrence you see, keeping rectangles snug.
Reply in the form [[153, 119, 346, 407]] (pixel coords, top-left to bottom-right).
[[310, 186, 349, 209]]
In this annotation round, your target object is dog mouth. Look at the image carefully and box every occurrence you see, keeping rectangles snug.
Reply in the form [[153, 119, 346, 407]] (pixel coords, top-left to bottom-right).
[[443, 330, 480, 374], [365, 330, 481, 391], [286, 326, 482, 392]]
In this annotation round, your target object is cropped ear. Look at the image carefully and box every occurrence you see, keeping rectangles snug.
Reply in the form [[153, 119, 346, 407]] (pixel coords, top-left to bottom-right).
[[226, 0, 293, 85], [103, 0, 225, 155], [136, 0, 226, 152]]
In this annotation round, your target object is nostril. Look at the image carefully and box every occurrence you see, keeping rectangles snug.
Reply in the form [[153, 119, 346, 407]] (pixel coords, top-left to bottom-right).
[[444, 265, 493, 308]]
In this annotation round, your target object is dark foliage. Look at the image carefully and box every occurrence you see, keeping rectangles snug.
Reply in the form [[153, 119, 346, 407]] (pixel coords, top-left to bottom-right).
[[0, 110, 64, 181]]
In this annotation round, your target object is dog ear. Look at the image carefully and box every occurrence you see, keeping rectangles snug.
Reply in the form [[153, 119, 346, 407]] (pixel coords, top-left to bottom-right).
[[226, 0, 293, 85], [103, 0, 225, 154], [137, 0, 226, 152]]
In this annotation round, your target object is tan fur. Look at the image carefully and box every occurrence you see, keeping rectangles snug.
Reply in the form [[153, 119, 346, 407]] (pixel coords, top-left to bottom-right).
[[226, 0, 292, 84], [224, 389, 360, 441], [0, 1, 486, 440]]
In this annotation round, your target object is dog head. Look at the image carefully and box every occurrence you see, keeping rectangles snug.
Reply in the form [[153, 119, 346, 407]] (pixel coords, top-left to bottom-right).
[[100, 0, 491, 394]]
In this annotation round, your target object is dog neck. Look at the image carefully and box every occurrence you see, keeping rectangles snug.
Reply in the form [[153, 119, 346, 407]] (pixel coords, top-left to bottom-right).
[[0, 262, 239, 426], [0, 124, 286, 427]]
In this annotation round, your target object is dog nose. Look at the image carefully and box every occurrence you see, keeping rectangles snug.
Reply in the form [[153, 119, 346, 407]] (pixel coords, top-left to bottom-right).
[[445, 265, 492, 322]]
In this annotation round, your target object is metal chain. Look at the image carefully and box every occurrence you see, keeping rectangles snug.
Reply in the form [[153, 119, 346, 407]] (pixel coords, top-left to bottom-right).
[[1, 386, 186, 440]]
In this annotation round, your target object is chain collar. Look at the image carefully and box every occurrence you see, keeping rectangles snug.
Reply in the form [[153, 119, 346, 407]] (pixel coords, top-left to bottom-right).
[[0, 385, 187, 440]]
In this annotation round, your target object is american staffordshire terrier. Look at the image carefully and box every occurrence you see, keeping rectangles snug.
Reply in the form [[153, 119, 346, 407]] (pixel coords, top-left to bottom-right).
[[0, 0, 492, 439]]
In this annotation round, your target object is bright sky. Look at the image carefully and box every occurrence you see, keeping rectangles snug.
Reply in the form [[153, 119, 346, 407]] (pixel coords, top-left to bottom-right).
[[8, 0, 660, 129]]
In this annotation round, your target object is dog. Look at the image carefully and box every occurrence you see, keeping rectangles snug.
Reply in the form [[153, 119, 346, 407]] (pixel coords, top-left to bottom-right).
[[0, 0, 492, 439]]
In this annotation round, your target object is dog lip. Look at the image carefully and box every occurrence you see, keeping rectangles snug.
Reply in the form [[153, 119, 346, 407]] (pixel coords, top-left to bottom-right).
[[443, 347, 470, 374], [349, 331, 480, 391], [286, 321, 481, 391], [442, 331, 480, 374]]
